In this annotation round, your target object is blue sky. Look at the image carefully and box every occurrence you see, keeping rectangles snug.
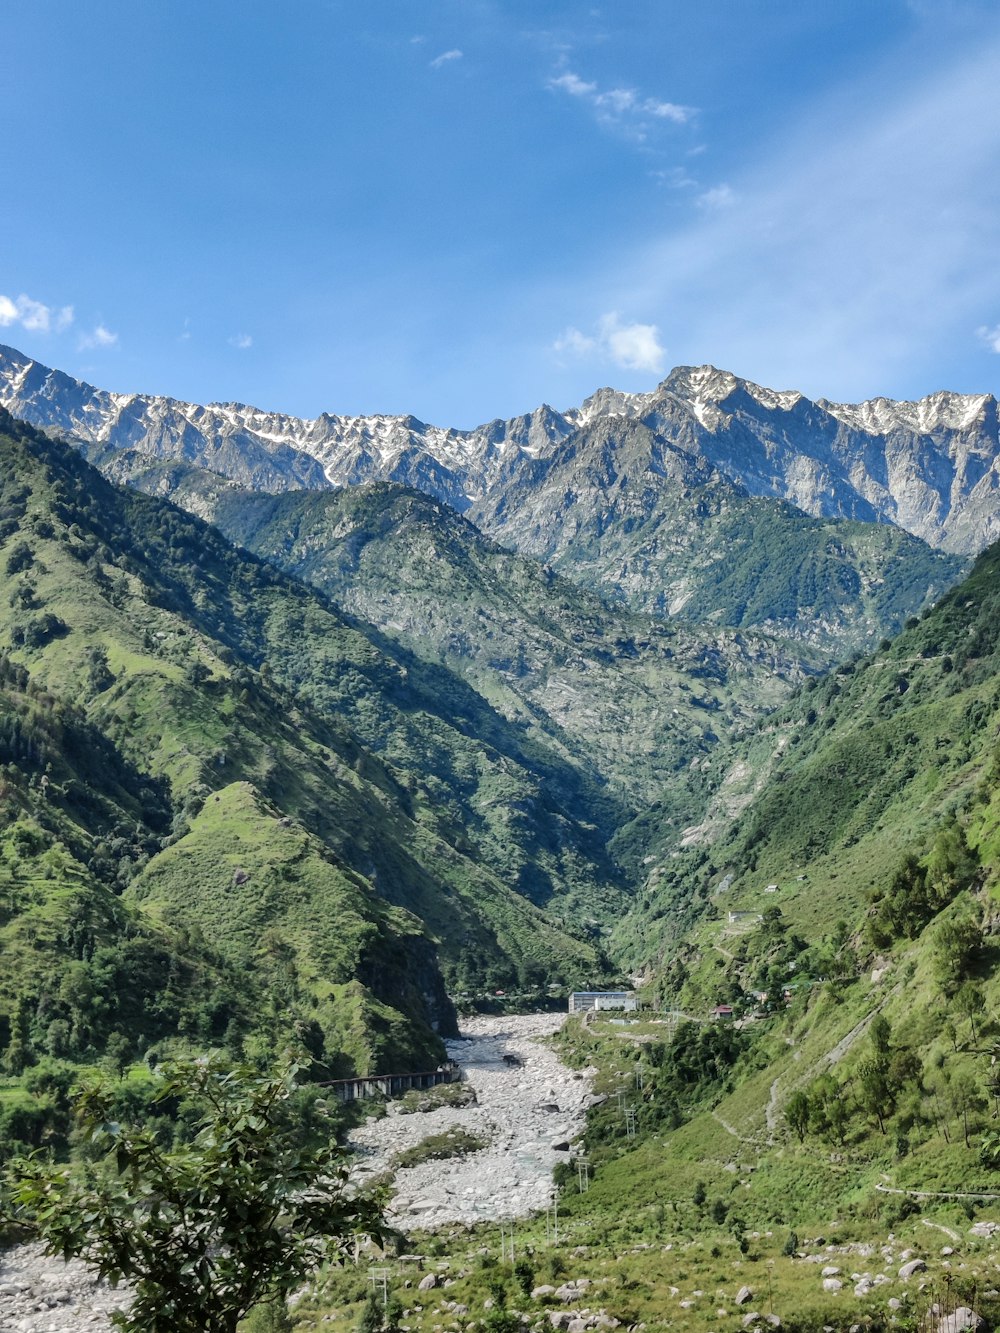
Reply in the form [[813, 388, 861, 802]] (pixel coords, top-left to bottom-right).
[[3, 0, 1000, 425]]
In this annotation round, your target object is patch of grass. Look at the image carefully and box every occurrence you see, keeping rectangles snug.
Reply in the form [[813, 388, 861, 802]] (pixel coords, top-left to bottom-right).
[[392, 1126, 489, 1170]]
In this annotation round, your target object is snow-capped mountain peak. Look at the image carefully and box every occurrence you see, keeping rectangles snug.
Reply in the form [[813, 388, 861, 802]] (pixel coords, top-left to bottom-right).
[[2, 342, 1000, 553]]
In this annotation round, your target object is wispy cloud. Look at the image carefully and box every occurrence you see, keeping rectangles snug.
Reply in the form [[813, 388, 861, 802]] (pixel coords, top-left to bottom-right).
[[697, 184, 736, 210], [228, 333, 253, 350], [0, 292, 74, 335], [601, 32, 1000, 398], [548, 66, 692, 137], [976, 324, 1000, 354], [78, 324, 118, 351], [554, 312, 665, 376], [430, 49, 463, 70]]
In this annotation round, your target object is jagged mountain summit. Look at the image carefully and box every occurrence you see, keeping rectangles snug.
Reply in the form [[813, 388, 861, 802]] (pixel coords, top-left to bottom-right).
[[2, 344, 1000, 554]]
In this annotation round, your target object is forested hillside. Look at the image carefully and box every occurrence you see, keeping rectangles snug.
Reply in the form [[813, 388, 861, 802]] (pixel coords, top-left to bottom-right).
[[0, 408, 628, 1141]]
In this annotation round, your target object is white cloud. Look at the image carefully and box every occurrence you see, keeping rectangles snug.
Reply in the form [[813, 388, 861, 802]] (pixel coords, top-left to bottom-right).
[[430, 49, 463, 69], [549, 71, 596, 97], [553, 326, 597, 358], [16, 296, 53, 332], [644, 99, 691, 124], [78, 324, 118, 351], [697, 184, 736, 210], [594, 87, 636, 115], [651, 166, 697, 190], [553, 312, 665, 375], [977, 324, 1000, 354], [0, 292, 75, 335], [229, 333, 253, 350], [548, 67, 693, 135]]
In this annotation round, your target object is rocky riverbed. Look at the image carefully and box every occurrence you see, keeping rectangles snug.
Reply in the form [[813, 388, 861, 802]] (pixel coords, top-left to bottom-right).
[[0, 1242, 131, 1332], [350, 1012, 594, 1229], [0, 1013, 588, 1328]]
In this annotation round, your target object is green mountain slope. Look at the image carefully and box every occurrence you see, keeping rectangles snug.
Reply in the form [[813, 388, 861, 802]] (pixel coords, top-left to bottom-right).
[[398, 549, 1000, 1333], [0, 409, 619, 1083], [96, 454, 813, 808]]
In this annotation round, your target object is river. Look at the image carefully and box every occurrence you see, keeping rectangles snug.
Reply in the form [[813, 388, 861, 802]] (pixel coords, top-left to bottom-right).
[[349, 1012, 593, 1229]]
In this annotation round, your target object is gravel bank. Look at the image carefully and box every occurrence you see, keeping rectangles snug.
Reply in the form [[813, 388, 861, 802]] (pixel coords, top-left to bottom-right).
[[350, 1012, 593, 1230]]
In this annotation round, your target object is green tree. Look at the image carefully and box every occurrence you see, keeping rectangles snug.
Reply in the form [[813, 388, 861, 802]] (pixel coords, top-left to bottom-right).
[[926, 821, 978, 905], [244, 1298, 294, 1332], [856, 1058, 893, 1133], [784, 1091, 811, 1143], [956, 983, 986, 1046], [948, 1070, 986, 1149], [3, 1053, 382, 1333], [870, 1015, 891, 1057], [934, 911, 982, 993]]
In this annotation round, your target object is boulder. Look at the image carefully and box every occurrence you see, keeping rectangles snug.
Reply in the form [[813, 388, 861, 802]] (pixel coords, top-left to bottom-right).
[[554, 1284, 581, 1303], [820, 1266, 841, 1277], [937, 1309, 985, 1333], [418, 1274, 438, 1291], [898, 1259, 927, 1281], [532, 1286, 556, 1300], [822, 1278, 843, 1292], [735, 1285, 753, 1306]]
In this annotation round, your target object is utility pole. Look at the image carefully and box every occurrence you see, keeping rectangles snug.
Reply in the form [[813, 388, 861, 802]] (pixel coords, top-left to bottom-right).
[[576, 1158, 590, 1193], [368, 1268, 390, 1307], [624, 1105, 637, 1139], [499, 1220, 515, 1264]]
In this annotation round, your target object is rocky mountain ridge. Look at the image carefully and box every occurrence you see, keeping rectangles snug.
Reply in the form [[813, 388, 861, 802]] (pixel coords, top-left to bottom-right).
[[3, 344, 1000, 553]]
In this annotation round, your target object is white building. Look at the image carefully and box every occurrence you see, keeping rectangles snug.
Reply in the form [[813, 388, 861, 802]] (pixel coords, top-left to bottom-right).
[[568, 991, 637, 1014]]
